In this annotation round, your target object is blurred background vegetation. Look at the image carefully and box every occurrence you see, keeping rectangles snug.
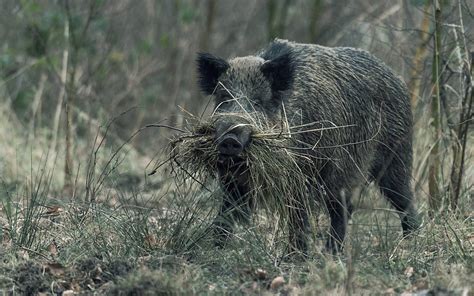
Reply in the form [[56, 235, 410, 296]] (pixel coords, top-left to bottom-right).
[[0, 0, 472, 214]]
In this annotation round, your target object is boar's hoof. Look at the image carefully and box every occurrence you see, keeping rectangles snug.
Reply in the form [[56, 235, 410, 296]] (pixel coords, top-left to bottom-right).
[[212, 221, 233, 248], [325, 237, 344, 255], [401, 212, 422, 237]]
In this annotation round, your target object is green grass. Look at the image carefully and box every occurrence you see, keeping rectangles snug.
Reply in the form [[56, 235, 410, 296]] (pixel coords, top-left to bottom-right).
[[0, 110, 472, 295]]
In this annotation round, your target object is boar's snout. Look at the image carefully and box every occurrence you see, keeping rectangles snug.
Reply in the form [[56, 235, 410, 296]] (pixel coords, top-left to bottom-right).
[[218, 133, 243, 156], [215, 121, 251, 159]]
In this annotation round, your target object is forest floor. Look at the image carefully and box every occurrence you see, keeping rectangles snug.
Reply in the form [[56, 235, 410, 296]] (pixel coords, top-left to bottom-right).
[[0, 168, 472, 295]]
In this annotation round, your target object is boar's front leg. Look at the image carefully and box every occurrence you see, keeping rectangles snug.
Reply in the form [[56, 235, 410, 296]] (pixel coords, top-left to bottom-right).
[[287, 198, 310, 257], [212, 196, 236, 248], [212, 179, 252, 247]]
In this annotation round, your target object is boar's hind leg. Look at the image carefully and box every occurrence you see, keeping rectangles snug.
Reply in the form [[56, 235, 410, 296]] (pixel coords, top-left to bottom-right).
[[324, 188, 353, 254], [375, 156, 421, 236]]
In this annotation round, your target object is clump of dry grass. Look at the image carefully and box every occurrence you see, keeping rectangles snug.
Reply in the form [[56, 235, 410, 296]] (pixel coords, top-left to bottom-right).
[[167, 115, 312, 229], [168, 121, 218, 184]]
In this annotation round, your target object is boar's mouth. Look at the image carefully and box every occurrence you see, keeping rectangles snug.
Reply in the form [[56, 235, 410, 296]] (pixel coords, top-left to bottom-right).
[[216, 154, 246, 165], [215, 133, 249, 173], [216, 154, 249, 183]]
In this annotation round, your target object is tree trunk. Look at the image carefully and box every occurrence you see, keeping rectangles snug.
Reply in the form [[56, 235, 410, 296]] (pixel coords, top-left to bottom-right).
[[199, 0, 217, 52], [450, 52, 473, 210], [267, 0, 277, 41], [64, 62, 76, 196], [308, 0, 323, 42], [409, 0, 431, 110], [428, 0, 443, 215], [29, 72, 47, 139], [51, 19, 69, 155], [267, 0, 291, 41]]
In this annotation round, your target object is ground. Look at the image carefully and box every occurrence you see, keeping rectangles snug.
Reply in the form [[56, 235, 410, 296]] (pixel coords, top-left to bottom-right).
[[0, 174, 472, 295]]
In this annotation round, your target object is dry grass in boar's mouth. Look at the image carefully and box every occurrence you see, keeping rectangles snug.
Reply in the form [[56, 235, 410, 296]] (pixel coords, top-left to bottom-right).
[[169, 119, 311, 224], [169, 122, 218, 182]]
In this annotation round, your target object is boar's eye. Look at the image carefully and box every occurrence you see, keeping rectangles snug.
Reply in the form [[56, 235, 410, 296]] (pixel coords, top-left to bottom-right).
[[215, 96, 233, 109], [217, 94, 232, 103]]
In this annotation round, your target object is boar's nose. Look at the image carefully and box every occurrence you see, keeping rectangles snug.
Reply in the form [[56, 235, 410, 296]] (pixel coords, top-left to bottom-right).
[[217, 134, 244, 156]]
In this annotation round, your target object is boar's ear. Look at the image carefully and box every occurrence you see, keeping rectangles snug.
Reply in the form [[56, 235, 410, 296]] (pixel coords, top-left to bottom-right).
[[260, 53, 294, 92], [196, 53, 230, 95]]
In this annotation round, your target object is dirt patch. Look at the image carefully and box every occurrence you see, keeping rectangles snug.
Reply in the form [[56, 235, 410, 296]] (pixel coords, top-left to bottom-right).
[[13, 261, 59, 295], [73, 256, 135, 290], [108, 267, 203, 295], [2, 256, 136, 294]]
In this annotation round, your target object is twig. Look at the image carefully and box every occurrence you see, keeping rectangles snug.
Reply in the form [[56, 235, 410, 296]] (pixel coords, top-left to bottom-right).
[[253, 124, 356, 138], [144, 124, 186, 133]]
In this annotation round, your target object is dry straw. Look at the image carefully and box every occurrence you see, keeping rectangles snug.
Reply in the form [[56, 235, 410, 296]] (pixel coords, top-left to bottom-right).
[[168, 113, 314, 228]]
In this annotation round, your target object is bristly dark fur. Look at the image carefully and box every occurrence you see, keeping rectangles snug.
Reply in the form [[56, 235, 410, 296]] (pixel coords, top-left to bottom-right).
[[196, 53, 230, 95], [259, 39, 293, 61]]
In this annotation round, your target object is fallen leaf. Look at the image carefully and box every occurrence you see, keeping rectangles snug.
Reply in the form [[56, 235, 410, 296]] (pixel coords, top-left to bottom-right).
[[144, 234, 157, 247], [251, 281, 258, 290], [95, 265, 103, 275], [270, 276, 285, 290], [404, 266, 414, 278], [46, 262, 66, 276], [70, 281, 81, 292], [138, 255, 152, 264], [2, 226, 11, 246], [62, 290, 74, 295], [468, 235, 474, 246], [17, 250, 29, 260], [96, 281, 114, 292], [413, 278, 429, 290], [48, 240, 59, 257], [255, 268, 267, 280], [43, 206, 63, 216]]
